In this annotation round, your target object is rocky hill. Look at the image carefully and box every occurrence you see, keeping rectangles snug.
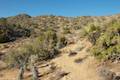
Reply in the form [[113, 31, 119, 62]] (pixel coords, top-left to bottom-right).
[[0, 14, 120, 80]]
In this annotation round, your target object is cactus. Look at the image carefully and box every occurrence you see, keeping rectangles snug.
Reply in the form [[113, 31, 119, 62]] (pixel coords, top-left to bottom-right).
[[31, 65, 39, 80], [30, 55, 39, 80], [17, 66, 24, 80]]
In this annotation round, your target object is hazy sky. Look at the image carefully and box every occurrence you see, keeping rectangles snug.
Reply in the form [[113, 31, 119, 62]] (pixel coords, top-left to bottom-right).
[[0, 0, 120, 17]]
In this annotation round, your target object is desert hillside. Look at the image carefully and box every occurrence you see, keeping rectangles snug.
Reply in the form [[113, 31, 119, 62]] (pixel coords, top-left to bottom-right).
[[0, 14, 120, 80]]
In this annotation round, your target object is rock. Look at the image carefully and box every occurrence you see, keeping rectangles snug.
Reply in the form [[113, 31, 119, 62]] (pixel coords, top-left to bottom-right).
[[113, 75, 120, 80], [68, 51, 77, 57], [49, 69, 69, 80], [108, 54, 120, 63], [99, 67, 120, 80], [99, 68, 116, 80], [74, 58, 83, 63]]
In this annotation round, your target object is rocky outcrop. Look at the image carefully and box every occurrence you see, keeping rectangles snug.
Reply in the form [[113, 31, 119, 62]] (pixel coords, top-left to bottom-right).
[[99, 68, 120, 80]]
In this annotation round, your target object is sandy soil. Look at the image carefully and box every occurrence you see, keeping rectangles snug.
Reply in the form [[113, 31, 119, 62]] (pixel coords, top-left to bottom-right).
[[52, 39, 104, 80], [0, 40, 103, 80]]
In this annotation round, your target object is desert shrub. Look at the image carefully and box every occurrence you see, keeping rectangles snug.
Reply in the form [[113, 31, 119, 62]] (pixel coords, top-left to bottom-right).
[[4, 42, 40, 80], [4, 28, 59, 68], [84, 24, 98, 33], [91, 22, 120, 61], [4, 43, 34, 68], [80, 24, 101, 44], [75, 44, 84, 51], [3, 25, 63, 80], [0, 26, 13, 43], [88, 31, 100, 45], [63, 27, 71, 34], [7, 14, 32, 28], [56, 35, 67, 49], [79, 29, 88, 38], [32, 31, 59, 60], [0, 19, 11, 43], [0, 18, 7, 26], [8, 24, 31, 37], [0, 24, 31, 43], [85, 24, 101, 44], [0, 15, 32, 43]]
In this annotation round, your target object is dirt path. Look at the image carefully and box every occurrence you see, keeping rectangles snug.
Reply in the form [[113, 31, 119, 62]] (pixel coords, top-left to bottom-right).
[[52, 39, 104, 80], [0, 38, 105, 80]]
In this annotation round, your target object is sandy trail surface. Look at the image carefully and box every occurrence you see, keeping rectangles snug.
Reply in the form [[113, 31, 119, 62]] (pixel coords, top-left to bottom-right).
[[52, 39, 104, 80]]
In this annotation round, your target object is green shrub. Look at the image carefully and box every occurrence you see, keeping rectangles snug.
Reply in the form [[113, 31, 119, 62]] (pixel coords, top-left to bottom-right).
[[81, 24, 101, 44], [91, 22, 120, 61], [56, 35, 67, 49], [87, 24, 100, 44], [4, 28, 59, 68], [79, 29, 88, 38], [88, 31, 100, 45], [0, 24, 31, 43], [4, 43, 34, 67], [0, 18, 7, 26], [63, 27, 71, 34], [0, 26, 13, 43]]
